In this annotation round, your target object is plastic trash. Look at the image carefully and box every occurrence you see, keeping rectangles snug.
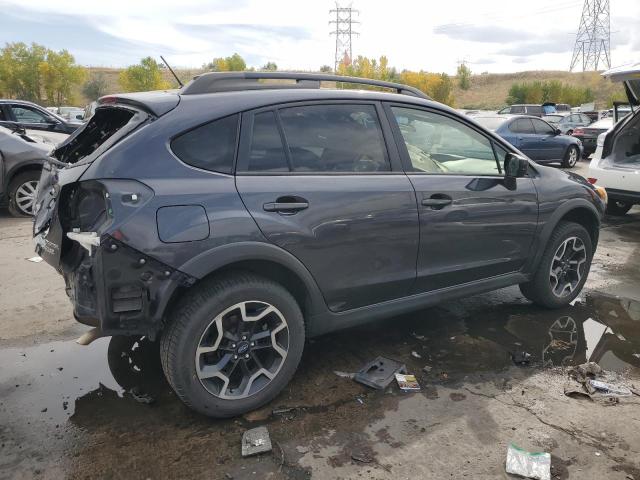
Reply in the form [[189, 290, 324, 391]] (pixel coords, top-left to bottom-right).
[[354, 357, 406, 390], [588, 380, 632, 397], [505, 443, 551, 480], [395, 373, 421, 391], [241, 426, 272, 457]]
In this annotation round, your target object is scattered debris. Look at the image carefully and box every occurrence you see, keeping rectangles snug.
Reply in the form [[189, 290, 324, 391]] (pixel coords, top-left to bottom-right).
[[333, 370, 355, 379], [411, 332, 426, 341], [354, 357, 406, 390], [633, 353, 640, 359], [616, 333, 627, 341], [241, 426, 272, 457], [510, 351, 532, 366], [351, 451, 374, 464], [568, 362, 602, 383], [411, 351, 422, 359], [129, 388, 155, 405], [395, 373, 421, 392], [595, 451, 602, 457], [422, 365, 432, 373], [25, 256, 43, 263], [588, 380, 632, 397], [505, 443, 550, 480], [272, 407, 297, 416]]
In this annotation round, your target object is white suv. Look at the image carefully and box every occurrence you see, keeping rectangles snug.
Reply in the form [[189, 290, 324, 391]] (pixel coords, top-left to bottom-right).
[[588, 63, 640, 215]]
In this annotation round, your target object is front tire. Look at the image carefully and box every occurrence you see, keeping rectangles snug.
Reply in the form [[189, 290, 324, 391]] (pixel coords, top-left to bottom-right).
[[606, 199, 633, 216], [520, 221, 593, 308], [562, 145, 579, 168], [161, 272, 305, 418], [8, 171, 40, 217]]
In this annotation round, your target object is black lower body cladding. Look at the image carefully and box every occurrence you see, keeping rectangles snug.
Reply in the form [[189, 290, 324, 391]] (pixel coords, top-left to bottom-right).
[[67, 235, 196, 339]]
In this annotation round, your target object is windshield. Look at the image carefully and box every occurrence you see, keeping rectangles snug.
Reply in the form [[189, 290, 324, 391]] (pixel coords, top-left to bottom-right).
[[473, 116, 507, 131]]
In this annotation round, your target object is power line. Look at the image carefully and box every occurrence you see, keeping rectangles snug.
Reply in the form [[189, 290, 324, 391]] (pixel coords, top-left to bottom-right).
[[570, 0, 611, 71], [329, 2, 359, 72]]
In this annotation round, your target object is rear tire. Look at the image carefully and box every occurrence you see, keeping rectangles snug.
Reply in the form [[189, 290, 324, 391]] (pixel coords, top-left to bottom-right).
[[606, 199, 633, 216], [8, 171, 40, 217], [520, 221, 593, 308], [562, 145, 579, 168], [161, 272, 305, 418]]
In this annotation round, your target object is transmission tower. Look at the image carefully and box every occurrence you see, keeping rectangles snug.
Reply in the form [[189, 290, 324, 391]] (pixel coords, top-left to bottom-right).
[[569, 0, 611, 72], [329, 3, 359, 72]]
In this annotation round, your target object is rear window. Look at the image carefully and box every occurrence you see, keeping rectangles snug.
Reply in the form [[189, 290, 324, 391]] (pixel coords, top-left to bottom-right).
[[474, 116, 507, 131], [54, 107, 137, 165], [171, 114, 239, 174]]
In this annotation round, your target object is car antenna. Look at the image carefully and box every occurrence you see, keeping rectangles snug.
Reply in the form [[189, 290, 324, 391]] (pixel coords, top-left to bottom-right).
[[160, 55, 183, 88]]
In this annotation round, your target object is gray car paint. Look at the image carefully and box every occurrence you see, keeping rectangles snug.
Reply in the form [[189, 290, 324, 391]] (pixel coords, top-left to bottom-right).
[[32, 87, 606, 338]]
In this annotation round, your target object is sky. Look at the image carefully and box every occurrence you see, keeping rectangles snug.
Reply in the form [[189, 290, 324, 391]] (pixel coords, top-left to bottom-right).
[[0, 0, 639, 74]]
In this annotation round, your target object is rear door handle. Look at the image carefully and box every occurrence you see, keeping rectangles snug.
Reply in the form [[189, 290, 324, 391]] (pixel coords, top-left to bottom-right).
[[263, 199, 309, 213]]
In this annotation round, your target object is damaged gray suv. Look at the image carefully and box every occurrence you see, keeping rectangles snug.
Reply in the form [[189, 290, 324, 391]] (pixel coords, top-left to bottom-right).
[[33, 72, 606, 418]]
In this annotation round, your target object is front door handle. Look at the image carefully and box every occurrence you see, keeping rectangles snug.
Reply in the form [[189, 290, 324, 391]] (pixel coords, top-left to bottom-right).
[[263, 197, 309, 213], [422, 196, 452, 209]]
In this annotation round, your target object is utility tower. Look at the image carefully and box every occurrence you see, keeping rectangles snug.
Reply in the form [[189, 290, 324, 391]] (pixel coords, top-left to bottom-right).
[[569, 0, 611, 72], [329, 3, 359, 72]]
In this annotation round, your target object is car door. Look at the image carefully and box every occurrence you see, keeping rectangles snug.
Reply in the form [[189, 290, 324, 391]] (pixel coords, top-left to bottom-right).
[[9, 104, 57, 132], [506, 118, 540, 159], [385, 104, 538, 293], [235, 102, 420, 312], [532, 118, 564, 160]]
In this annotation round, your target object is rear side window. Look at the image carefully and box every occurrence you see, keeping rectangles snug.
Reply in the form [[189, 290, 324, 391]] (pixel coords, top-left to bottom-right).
[[510, 106, 525, 114], [510, 118, 534, 134], [171, 114, 239, 174], [279, 104, 390, 172]]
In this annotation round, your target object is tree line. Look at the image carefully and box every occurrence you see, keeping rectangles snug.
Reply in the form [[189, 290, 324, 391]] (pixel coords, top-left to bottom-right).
[[506, 80, 595, 107]]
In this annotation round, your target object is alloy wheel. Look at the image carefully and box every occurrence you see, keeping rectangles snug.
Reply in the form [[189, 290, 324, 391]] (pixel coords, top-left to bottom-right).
[[15, 180, 39, 216], [549, 236, 587, 298], [195, 301, 289, 399], [568, 147, 578, 167]]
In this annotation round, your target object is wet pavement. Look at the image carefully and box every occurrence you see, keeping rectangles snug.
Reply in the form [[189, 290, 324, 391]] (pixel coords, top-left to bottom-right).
[[2, 289, 639, 479], [1, 189, 640, 479]]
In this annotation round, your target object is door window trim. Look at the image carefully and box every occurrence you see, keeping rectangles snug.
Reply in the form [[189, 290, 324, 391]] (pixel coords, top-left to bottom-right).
[[236, 100, 405, 175], [383, 102, 512, 178]]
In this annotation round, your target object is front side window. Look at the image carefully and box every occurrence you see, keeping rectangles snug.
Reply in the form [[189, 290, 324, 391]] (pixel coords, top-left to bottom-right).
[[391, 107, 500, 176], [171, 114, 238, 174], [278, 104, 390, 172], [12, 105, 49, 124]]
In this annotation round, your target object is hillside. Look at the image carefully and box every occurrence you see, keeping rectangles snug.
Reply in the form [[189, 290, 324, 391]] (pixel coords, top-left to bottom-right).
[[73, 68, 625, 111], [452, 70, 624, 110]]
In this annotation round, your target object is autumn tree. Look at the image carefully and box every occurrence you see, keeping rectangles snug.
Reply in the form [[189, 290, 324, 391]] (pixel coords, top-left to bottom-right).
[[319, 65, 333, 73], [119, 57, 169, 92], [261, 62, 277, 71], [0, 42, 47, 102], [205, 53, 247, 71], [39, 49, 87, 106], [456, 63, 471, 90], [82, 72, 109, 101]]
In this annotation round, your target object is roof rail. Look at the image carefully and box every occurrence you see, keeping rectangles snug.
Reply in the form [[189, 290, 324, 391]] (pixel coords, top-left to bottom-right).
[[179, 71, 431, 100]]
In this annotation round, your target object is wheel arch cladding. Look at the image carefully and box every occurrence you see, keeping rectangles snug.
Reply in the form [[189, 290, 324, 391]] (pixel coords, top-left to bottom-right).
[[174, 241, 327, 319]]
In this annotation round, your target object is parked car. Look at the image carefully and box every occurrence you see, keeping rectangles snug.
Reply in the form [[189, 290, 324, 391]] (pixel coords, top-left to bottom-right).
[[498, 104, 544, 117], [474, 114, 583, 167], [542, 114, 567, 127], [0, 125, 51, 216], [589, 62, 640, 215], [57, 107, 86, 122], [554, 103, 571, 113], [572, 118, 613, 158], [33, 72, 606, 418], [0, 100, 82, 134], [554, 113, 593, 135]]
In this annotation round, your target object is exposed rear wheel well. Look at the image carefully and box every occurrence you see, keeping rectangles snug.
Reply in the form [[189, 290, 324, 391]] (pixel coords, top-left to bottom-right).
[[558, 207, 599, 246], [6, 164, 43, 189]]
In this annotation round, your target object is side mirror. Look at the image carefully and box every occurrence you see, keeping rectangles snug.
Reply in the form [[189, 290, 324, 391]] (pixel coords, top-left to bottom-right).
[[504, 153, 529, 178], [555, 128, 562, 135]]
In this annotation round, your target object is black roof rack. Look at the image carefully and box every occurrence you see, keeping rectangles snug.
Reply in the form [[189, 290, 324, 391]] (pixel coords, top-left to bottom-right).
[[180, 71, 431, 100]]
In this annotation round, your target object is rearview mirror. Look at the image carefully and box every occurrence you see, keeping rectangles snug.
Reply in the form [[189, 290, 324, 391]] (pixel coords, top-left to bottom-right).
[[504, 153, 529, 178]]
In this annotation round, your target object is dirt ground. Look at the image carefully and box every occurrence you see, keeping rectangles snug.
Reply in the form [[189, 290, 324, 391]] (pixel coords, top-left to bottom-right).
[[1, 160, 640, 480]]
